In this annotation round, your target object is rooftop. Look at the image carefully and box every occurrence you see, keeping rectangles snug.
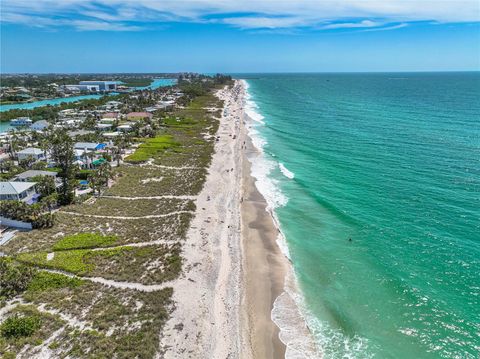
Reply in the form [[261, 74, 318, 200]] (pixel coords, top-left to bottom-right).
[[17, 147, 43, 155], [0, 181, 36, 195], [14, 170, 57, 181]]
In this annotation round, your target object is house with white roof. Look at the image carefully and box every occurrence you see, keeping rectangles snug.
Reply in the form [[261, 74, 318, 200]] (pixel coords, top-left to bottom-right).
[[17, 147, 45, 162], [0, 182, 38, 203], [13, 170, 57, 182]]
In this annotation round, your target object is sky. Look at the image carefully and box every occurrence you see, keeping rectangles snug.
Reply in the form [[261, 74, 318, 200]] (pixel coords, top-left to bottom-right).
[[1, 0, 479, 73]]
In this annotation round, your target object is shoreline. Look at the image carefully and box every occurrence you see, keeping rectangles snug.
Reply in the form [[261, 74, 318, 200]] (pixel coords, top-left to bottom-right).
[[158, 79, 288, 358], [241, 129, 288, 358], [240, 79, 321, 359]]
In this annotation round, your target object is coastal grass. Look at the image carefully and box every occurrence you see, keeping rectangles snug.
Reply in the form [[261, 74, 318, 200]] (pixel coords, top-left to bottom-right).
[[3, 211, 192, 254], [0, 305, 64, 357], [2, 86, 224, 357], [65, 197, 195, 217], [106, 166, 208, 197], [27, 271, 84, 292], [53, 233, 117, 251], [17, 250, 94, 274], [125, 135, 180, 163], [17, 245, 181, 284], [86, 244, 182, 284], [19, 282, 173, 359]]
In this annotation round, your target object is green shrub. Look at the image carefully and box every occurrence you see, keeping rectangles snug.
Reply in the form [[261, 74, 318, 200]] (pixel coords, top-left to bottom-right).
[[125, 135, 180, 163], [17, 250, 93, 274], [27, 271, 84, 292], [1, 314, 41, 338], [0, 257, 35, 301], [53, 233, 117, 251]]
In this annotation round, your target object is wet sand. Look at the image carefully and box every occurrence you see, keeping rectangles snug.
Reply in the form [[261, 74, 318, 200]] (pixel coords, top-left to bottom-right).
[[241, 123, 288, 358]]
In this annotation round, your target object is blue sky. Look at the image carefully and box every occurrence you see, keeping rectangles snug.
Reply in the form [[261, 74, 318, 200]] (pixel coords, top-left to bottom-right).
[[1, 0, 479, 73]]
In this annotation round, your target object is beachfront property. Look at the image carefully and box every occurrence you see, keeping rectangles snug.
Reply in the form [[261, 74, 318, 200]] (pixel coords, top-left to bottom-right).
[[16, 147, 45, 162], [0, 181, 38, 203], [79, 81, 117, 91], [10, 117, 32, 126]]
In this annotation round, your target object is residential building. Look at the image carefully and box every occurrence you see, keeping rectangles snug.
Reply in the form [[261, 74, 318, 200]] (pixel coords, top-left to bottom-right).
[[0, 182, 38, 203], [74, 142, 106, 152], [13, 170, 57, 182], [117, 124, 132, 132], [31, 120, 49, 131], [10, 117, 32, 126], [96, 123, 113, 131], [17, 147, 45, 161]]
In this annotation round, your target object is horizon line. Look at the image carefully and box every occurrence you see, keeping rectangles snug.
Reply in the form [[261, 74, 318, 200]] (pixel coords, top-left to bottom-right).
[[1, 70, 479, 75]]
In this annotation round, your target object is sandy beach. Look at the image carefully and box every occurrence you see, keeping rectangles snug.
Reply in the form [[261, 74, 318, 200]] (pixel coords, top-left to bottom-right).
[[159, 80, 287, 358]]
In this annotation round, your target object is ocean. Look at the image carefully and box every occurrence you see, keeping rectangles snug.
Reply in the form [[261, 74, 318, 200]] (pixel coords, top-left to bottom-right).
[[242, 73, 480, 359]]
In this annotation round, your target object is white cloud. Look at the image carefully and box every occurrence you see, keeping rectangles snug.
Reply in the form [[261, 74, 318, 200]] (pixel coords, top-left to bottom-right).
[[321, 20, 381, 30], [1, 0, 479, 31]]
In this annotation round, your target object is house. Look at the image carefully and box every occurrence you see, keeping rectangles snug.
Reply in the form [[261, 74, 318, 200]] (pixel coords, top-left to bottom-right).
[[17, 147, 45, 162], [10, 117, 32, 127], [99, 118, 116, 124], [13, 170, 57, 182], [96, 123, 113, 131], [103, 132, 120, 139], [104, 112, 119, 119], [0, 182, 38, 203], [68, 130, 94, 138], [126, 112, 153, 120], [74, 142, 106, 152], [117, 124, 132, 132], [31, 120, 49, 131]]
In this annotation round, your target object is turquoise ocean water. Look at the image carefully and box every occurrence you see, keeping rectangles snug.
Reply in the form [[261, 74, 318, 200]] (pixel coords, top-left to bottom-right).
[[242, 73, 480, 359]]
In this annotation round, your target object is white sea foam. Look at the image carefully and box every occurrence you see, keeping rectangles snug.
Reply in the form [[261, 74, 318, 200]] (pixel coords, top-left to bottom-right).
[[242, 79, 372, 359], [279, 163, 295, 179], [242, 79, 319, 358], [244, 81, 265, 125]]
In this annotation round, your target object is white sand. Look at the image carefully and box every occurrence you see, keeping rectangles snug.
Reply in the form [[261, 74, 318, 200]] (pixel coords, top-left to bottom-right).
[[159, 80, 287, 358], [158, 81, 249, 358]]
